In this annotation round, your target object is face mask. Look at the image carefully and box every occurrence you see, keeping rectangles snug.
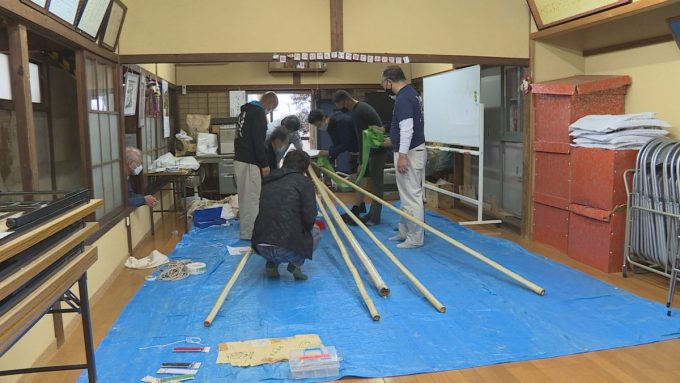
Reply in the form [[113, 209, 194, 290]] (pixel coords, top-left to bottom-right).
[[133, 164, 143, 175], [383, 79, 396, 99]]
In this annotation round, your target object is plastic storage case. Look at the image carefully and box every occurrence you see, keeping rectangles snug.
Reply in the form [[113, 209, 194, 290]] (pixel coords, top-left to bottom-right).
[[289, 346, 339, 380], [193, 206, 226, 229]]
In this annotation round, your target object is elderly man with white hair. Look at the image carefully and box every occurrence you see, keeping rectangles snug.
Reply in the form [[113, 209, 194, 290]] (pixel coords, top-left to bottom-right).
[[125, 146, 158, 207]]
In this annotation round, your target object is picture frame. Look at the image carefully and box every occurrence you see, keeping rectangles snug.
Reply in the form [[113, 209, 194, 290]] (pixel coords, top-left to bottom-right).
[[99, 0, 127, 51], [669, 16, 680, 50], [47, 0, 82, 26], [20, 0, 48, 11], [76, 0, 113, 41], [527, 0, 632, 30], [123, 71, 139, 116]]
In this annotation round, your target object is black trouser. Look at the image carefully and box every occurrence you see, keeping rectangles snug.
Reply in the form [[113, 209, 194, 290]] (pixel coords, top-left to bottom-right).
[[365, 148, 388, 223]]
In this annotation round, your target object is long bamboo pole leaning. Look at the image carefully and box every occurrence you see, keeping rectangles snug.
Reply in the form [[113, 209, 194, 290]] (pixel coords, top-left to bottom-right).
[[310, 170, 446, 313], [315, 194, 381, 321], [204, 248, 253, 327], [313, 164, 546, 296], [311, 171, 390, 297]]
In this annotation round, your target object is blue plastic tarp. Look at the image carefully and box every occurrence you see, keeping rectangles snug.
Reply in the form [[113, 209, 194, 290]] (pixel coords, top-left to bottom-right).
[[80, 207, 680, 382]]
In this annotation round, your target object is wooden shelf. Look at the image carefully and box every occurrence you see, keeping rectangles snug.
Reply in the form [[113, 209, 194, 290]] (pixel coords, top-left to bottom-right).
[[0, 222, 98, 303], [531, 0, 680, 56], [0, 246, 98, 355], [0, 199, 103, 263]]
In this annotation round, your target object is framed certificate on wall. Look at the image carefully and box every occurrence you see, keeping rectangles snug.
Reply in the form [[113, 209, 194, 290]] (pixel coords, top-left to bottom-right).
[[100, 0, 127, 51], [527, 0, 632, 30], [77, 0, 113, 40], [48, 0, 81, 25], [21, 0, 48, 9]]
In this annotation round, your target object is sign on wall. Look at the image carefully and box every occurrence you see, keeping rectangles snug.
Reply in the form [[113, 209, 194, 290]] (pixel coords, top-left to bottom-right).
[[162, 80, 170, 138], [123, 72, 139, 116]]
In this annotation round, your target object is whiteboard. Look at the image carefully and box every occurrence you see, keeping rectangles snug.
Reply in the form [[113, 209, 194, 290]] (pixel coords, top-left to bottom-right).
[[423, 65, 481, 147]]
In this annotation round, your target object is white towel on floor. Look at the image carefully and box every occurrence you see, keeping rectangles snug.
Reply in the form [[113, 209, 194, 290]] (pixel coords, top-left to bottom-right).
[[125, 250, 169, 269]]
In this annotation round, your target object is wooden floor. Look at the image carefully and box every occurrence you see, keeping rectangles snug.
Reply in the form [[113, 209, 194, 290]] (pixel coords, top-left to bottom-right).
[[22, 205, 680, 383]]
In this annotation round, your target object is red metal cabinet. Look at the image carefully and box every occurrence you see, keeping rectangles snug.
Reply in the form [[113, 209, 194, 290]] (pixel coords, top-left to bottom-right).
[[533, 196, 570, 254], [571, 147, 638, 211], [568, 204, 627, 273], [531, 75, 632, 259], [534, 151, 571, 207], [532, 75, 631, 152]]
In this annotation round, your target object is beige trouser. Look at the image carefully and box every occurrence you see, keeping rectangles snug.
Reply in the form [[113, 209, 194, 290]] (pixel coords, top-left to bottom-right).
[[234, 161, 261, 240], [394, 144, 426, 246]]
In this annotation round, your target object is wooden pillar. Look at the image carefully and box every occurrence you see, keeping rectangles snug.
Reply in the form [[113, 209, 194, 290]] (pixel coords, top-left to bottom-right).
[[330, 0, 343, 51], [74, 50, 93, 190], [522, 41, 537, 239], [7, 21, 38, 191]]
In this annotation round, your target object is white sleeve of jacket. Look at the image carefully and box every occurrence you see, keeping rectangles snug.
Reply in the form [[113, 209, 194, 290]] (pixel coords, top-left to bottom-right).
[[398, 118, 414, 154]]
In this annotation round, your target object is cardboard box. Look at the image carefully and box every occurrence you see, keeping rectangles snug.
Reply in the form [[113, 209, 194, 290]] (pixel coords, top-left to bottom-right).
[[426, 182, 455, 210]]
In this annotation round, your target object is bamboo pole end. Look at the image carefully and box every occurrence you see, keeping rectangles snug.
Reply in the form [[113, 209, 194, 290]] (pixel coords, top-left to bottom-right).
[[380, 288, 390, 297], [538, 289, 546, 296], [438, 306, 446, 313], [203, 320, 212, 327], [372, 314, 381, 321]]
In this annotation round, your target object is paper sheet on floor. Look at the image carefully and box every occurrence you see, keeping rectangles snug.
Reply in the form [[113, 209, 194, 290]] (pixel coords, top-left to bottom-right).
[[217, 334, 323, 366], [227, 246, 250, 256]]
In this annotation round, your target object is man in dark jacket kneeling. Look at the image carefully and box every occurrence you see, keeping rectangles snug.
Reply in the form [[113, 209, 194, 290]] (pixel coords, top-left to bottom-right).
[[252, 150, 321, 280]]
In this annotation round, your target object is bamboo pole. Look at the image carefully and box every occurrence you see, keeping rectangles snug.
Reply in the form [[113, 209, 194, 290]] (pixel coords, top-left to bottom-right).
[[314, 164, 546, 296], [311, 172, 390, 297], [310, 171, 446, 313], [315, 194, 381, 321], [204, 248, 253, 327]]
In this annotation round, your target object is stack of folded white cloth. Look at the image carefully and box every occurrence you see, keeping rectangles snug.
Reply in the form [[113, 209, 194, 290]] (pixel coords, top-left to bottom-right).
[[569, 112, 671, 149]]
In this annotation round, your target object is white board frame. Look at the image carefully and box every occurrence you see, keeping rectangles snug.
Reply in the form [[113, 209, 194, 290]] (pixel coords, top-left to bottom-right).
[[424, 65, 481, 147], [423, 65, 502, 226]]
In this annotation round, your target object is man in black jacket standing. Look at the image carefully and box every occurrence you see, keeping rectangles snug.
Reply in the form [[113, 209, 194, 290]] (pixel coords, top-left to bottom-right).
[[307, 109, 359, 172], [252, 150, 320, 280], [234, 91, 279, 240], [333, 90, 388, 226]]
